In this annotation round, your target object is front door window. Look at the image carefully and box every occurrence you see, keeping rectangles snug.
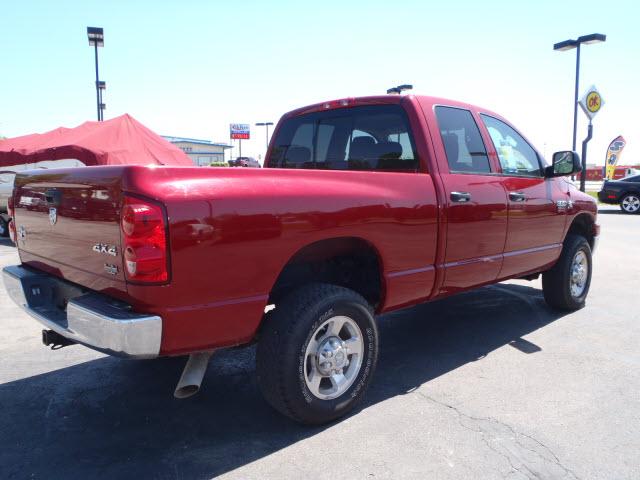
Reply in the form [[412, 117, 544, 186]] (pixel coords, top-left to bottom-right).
[[480, 115, 542, 177]]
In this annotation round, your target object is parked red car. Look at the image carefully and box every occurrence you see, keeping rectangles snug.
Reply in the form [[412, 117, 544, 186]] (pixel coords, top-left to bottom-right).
[[3, 95, 598, 424]]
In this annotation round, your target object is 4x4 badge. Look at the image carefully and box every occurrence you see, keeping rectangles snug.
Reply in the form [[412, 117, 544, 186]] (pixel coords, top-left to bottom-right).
[[92, 243, 118, 256], [49, 207, 57, 226]]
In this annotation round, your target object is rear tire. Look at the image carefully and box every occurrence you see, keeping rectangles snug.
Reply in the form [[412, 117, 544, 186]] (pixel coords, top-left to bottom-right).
[[620, 194, 640, 214], [256, 283, 378, 425], [542, 234, 592, 311]]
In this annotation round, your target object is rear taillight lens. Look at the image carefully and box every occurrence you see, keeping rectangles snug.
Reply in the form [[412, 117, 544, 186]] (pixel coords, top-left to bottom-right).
[[7, 194, 16, 243], [121, 196, 169, 283]]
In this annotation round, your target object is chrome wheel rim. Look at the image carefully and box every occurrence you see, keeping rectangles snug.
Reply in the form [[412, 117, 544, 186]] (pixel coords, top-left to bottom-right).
[[622, 195, 640, 213], [570, 250, 588, 298], [304, 315, 364, 400]]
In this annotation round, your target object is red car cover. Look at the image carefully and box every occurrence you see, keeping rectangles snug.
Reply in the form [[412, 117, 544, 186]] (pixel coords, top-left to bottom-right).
[[0, 114, 192, 167]]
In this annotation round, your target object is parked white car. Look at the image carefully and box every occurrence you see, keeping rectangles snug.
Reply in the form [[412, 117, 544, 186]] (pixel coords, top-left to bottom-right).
[[0, 159, 84, 237], [0, 171, 14, 213]]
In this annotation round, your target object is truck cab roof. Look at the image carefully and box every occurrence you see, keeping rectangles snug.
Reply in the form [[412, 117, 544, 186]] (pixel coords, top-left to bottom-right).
[[282, 95, 503, 121]]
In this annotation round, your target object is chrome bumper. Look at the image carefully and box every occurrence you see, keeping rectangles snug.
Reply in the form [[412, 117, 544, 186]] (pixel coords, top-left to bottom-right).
[[2, 265, 162, 358]]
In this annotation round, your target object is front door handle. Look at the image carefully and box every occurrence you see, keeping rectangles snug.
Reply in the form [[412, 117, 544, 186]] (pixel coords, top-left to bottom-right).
[[509, 191, 527, 202], [450, 191, 471, 203]]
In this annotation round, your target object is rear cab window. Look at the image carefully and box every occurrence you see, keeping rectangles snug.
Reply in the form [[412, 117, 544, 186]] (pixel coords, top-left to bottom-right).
[[268, 105, 419, 172]]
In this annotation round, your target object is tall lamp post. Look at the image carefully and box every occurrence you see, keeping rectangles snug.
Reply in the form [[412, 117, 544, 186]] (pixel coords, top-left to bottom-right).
[[553, 33, 606, 152], [87, 27, 104, 121], [97, 81, 106, 121], [255, 122, 274, 153]]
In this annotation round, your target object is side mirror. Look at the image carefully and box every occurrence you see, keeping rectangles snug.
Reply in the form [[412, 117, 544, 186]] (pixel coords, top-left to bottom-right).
[[545, 151, 581, 178]]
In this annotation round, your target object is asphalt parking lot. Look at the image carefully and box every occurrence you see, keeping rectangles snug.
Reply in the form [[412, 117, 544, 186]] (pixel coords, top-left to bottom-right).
[[0, 206, 638, 480]]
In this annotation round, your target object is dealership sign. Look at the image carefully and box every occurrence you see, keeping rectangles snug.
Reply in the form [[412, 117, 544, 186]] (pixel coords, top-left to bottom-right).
[[579, 85, 604, 120], [230, 124, 250, 140]]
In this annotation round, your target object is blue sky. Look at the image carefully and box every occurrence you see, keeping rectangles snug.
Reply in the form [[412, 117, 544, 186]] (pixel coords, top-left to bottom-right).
[[1, 0, 639, 165]]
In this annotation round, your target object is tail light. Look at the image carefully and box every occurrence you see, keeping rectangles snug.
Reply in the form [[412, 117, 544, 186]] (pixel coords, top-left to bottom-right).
[[120, 195, 169, 283], [7, 194, 16, 243]]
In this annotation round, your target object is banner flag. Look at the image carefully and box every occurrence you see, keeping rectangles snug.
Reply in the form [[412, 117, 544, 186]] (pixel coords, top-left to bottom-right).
[[605, 136, 626, 180]]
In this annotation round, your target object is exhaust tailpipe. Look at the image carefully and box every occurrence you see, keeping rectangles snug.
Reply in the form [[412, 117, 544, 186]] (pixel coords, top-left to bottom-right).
[[174, 351, 214, 399], [42, 329, 75, 350]]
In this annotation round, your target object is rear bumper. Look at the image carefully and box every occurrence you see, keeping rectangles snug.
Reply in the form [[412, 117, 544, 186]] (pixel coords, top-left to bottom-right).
[[2, 265, 162, 358], [597, 190, 619, 204]]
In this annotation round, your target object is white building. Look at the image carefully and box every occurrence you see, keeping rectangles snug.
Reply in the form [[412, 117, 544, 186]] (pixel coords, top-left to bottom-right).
[[163, 136, 232, 166]]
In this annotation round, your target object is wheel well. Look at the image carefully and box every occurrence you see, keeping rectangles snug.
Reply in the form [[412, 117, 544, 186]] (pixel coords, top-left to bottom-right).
[[268, 237, 383, 309], [567, 214, 595, 250]]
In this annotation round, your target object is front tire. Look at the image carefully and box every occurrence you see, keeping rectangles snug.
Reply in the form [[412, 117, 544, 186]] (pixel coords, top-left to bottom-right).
[[542, 234, 592, 310], [256, 283, 379, 425], [620, 194, 640, 214]]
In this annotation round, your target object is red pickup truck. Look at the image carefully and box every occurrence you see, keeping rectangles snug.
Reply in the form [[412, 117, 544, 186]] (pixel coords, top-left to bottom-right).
[[3, 95, 598, 424]]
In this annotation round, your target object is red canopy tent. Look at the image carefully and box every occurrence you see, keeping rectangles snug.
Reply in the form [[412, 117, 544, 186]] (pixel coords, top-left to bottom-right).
[[0, 114, 193, 167]]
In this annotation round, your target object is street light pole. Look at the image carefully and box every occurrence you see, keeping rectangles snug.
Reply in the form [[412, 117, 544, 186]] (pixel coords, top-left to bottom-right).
[[97, 81, 106, 121], [553, 33, 605, 152], [94, 42, 100, 121], [572, 43, 581, 151], [256, 122, 274, 152], [87, 27, 104, 121], [265, 124, 270, 150]]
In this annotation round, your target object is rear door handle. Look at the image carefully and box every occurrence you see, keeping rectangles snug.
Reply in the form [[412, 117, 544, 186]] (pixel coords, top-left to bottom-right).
[[450, 191, 471, 203], [509, 191, 527, 202]]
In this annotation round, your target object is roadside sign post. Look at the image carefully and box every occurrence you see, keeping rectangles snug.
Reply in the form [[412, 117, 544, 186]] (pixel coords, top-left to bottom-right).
[[580, 123, 593, 192], [578, 85, 604, 192], [230, 124, 250, 160]]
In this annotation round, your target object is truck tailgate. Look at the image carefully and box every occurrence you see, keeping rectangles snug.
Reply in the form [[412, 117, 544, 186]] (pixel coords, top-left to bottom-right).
[[13, 168, 127, 294]]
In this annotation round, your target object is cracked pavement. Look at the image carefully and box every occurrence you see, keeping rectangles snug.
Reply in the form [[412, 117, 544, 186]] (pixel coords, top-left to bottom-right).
[[418, 392, 581, 479], [0, 206, 638, 479]]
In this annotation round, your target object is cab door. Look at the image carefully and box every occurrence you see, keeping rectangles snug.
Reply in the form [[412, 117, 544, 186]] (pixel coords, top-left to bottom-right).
[[433, 106, 508, 295], [478, 114, 568, 278]]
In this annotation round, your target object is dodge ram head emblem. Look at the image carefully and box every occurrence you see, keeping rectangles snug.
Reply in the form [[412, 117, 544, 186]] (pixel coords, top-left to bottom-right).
[[49, 207, 57, 225], [104, 264, 119, 275]]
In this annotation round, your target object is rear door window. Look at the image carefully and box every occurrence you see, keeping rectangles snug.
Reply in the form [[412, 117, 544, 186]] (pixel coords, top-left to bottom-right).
[[434, 106, 491, 174], [269, 105, 419, 171]]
